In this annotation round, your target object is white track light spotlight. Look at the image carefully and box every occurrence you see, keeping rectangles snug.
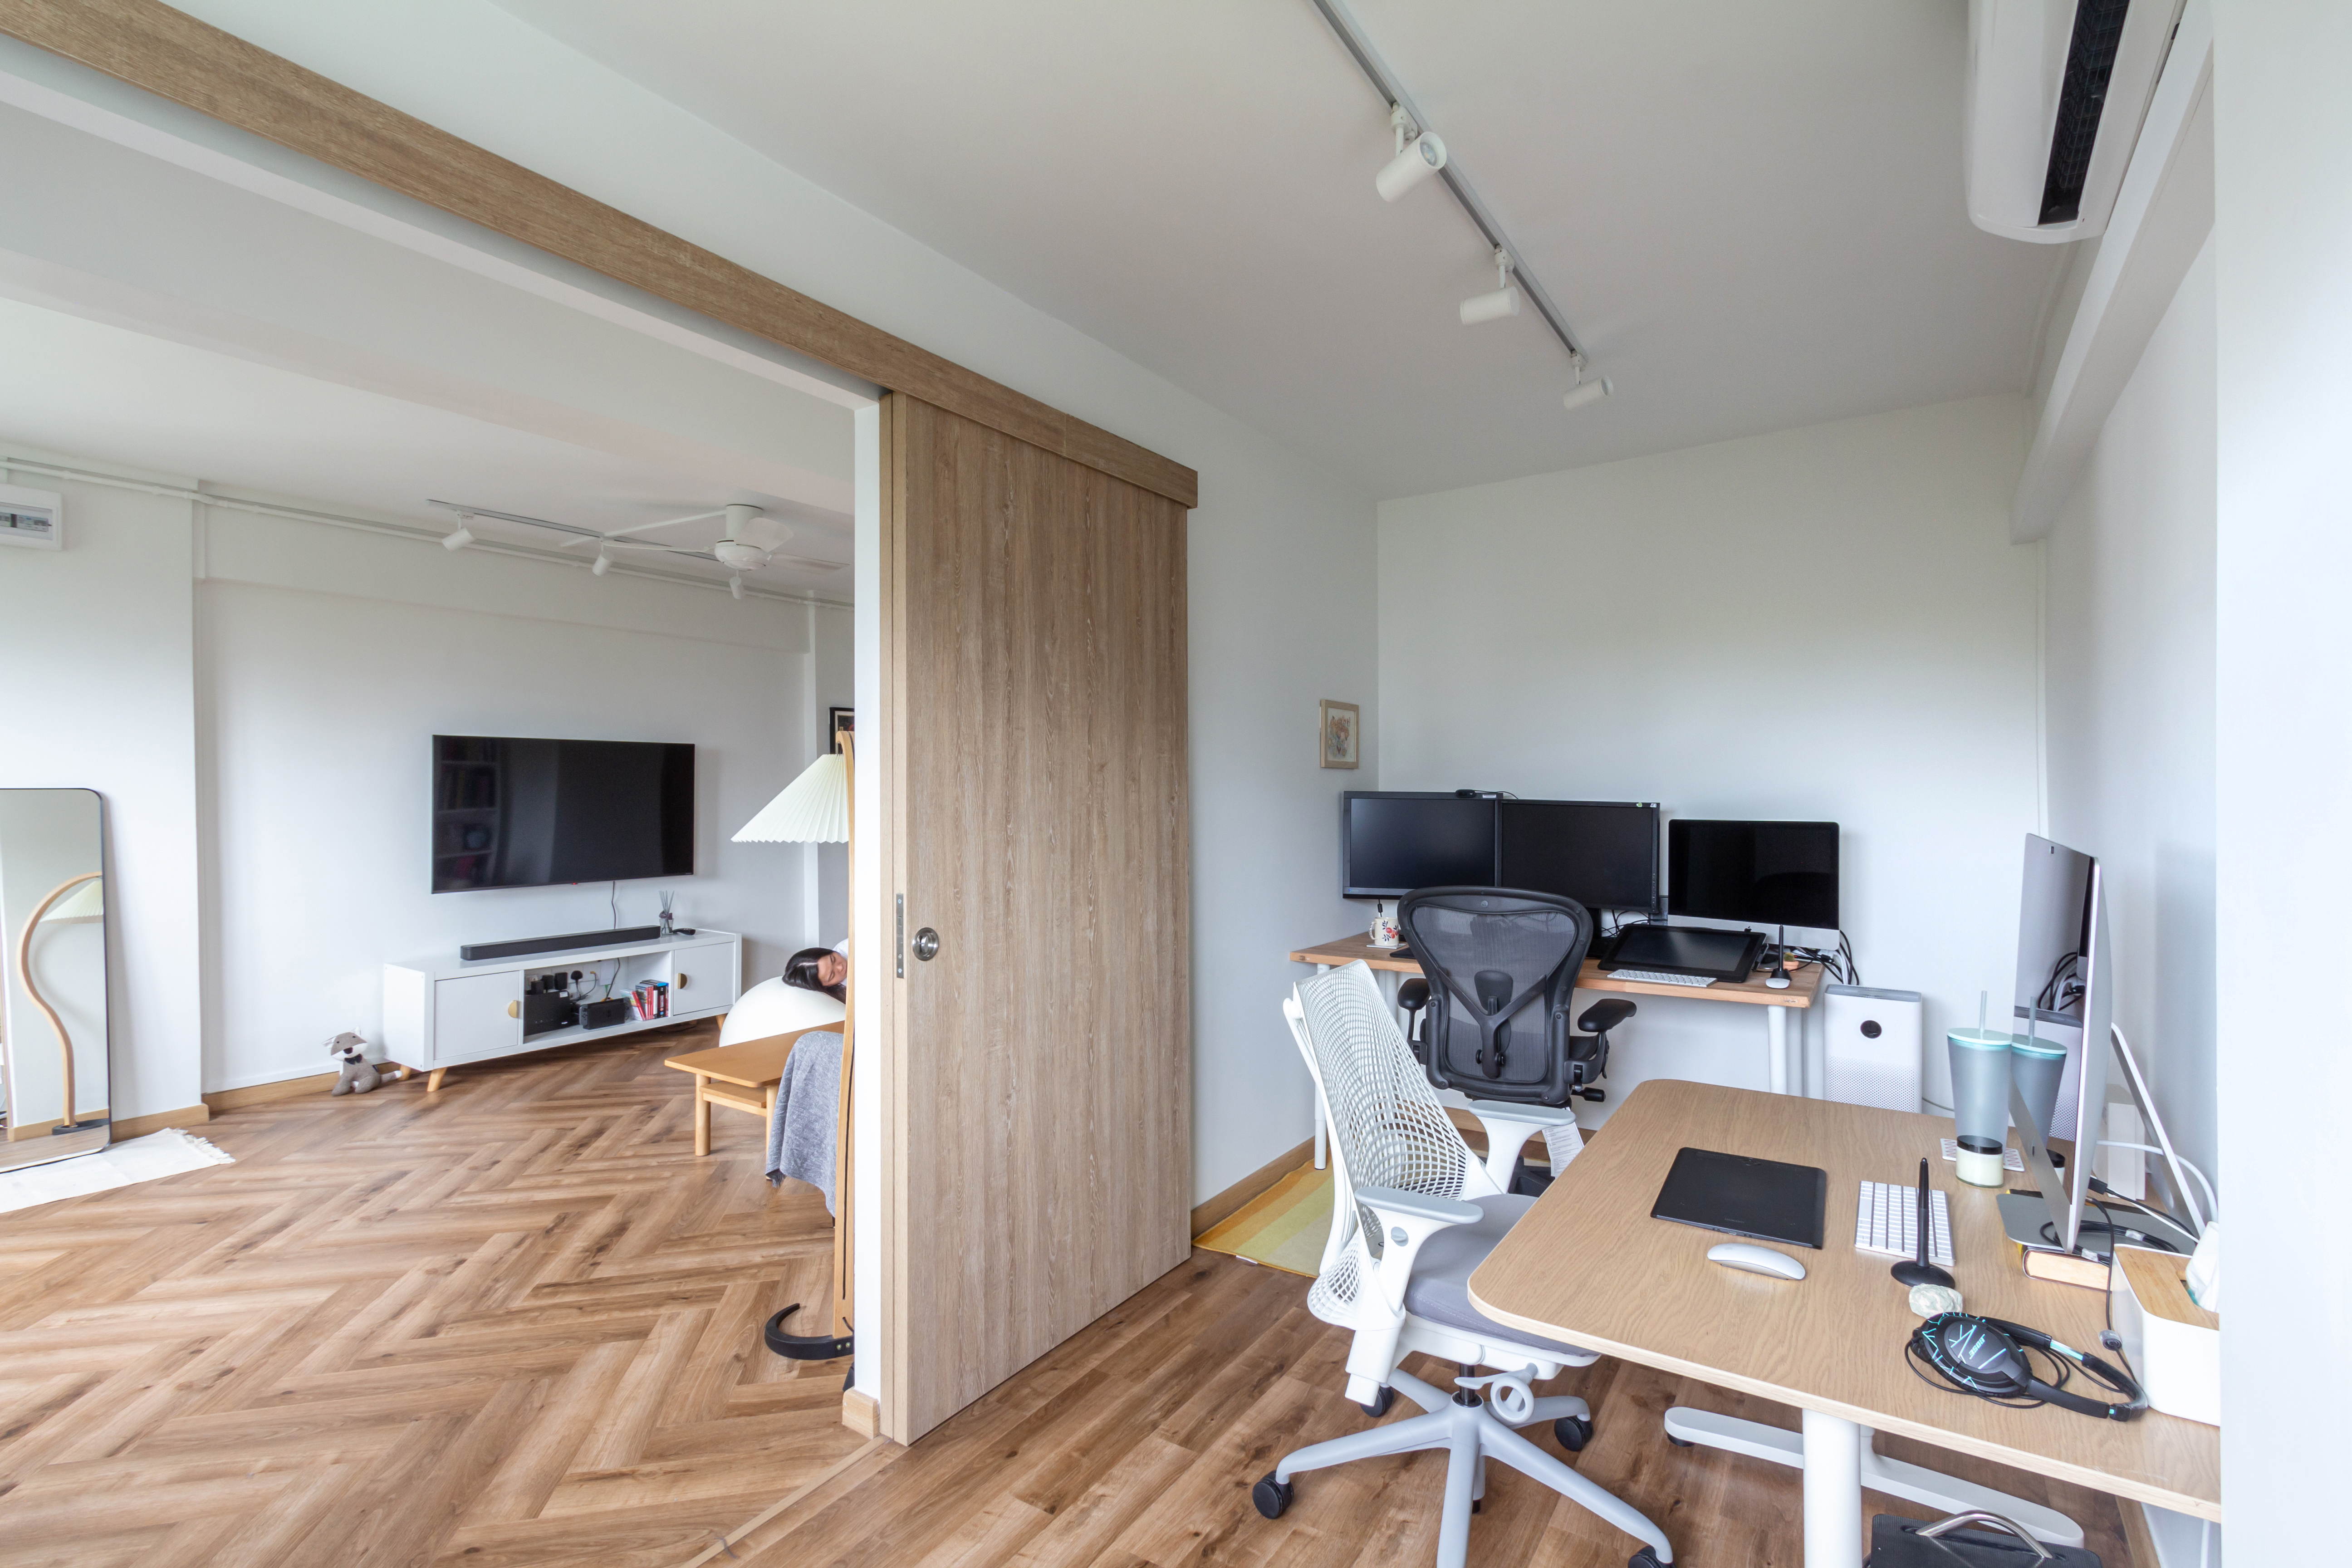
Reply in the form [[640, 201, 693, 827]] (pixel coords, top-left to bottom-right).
[[1460, 247, 1521, 325], [729, 572, 744, 600], [441, 514, 475, 551], [591, 548, 612, 577], [1561, 375, 1614, 413], [1376, 106, 1446, 202]]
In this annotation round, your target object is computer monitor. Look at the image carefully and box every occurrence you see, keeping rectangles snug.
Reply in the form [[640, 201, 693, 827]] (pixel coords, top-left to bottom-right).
[[1339, 792, 1496, 898], [1497, 800, 1661, 915], [1667, 819, 1841, 930], [2009, 834, 2113, 1256]]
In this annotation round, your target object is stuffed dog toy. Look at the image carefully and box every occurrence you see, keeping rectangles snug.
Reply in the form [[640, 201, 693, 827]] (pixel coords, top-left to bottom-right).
[[326, 1033, 405, 1095]]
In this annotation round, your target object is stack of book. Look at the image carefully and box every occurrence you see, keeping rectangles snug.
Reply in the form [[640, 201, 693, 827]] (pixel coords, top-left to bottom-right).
[[630, 980, 671, 1021]]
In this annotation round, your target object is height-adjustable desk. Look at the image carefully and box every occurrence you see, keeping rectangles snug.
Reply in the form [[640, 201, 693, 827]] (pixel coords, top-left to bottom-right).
[[1288, 933, 1822, 1167], [1469, 1080, 2221, 1567]]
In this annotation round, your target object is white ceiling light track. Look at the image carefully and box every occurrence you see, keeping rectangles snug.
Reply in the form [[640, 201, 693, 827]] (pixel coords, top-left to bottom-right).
[[1308, 0, 1612, 412], [0, 454, 839, 606]]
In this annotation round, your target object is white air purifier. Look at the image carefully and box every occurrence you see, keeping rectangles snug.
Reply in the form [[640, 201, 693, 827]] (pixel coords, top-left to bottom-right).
[[1823, 985, 1924, 1112]]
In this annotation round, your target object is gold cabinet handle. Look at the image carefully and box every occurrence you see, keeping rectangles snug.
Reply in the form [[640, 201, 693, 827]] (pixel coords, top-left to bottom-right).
[[676, 974, 689, 989], [506, 1000, 519, 1018]]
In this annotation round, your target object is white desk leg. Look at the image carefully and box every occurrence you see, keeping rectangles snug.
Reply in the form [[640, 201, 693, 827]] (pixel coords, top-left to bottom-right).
[[1766, 1004, 1789, 1095], [1663, 1408, 2084, 1552], [1801, 1407, 1862, 1568], [1312, 963, 1333, 1170]]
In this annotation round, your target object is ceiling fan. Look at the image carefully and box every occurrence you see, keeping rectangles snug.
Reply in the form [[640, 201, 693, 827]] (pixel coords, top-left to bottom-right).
[[430, 499, 846, 597]]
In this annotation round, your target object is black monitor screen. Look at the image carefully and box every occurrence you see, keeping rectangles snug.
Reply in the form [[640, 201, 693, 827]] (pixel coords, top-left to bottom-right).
[[1341, 794, 1496, 898], [1669, 819, 1840, 929], [1498, 800, 1661, 913], [433, 736, 695, 892]]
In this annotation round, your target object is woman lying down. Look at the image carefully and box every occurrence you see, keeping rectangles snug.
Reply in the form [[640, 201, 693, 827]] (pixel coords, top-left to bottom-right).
[[762, 942, 848, 1210]]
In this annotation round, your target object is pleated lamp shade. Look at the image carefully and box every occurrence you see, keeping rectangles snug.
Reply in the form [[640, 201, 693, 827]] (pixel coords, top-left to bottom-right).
[[39, 875, 103, 923], [732, 752, 849, 844]]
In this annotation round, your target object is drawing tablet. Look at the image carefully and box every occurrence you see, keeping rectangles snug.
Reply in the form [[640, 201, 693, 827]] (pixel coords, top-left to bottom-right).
[[1650, 1147, 1828, 1250]]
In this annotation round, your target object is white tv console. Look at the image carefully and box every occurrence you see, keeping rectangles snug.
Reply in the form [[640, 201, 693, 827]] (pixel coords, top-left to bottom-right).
[[383, 928, 741, 1090]]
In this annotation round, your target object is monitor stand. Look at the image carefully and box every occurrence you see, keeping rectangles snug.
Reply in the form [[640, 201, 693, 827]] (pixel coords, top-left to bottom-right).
[[1996, 1191, 2196, 1262]]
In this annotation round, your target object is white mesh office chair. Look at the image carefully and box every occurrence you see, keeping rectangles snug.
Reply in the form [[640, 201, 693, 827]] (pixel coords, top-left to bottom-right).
[[1256, 960, 1674, 1568]]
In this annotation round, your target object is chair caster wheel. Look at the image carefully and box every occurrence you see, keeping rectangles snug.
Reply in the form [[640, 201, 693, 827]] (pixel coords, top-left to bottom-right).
[[1666, 1433, 1695, 1448], [1629, 1549, 1667, 1568], [1360, 1386, 1395, 1419], [1252, 1472, 1294, 1520], [1554, 1414, 1594, 1452]]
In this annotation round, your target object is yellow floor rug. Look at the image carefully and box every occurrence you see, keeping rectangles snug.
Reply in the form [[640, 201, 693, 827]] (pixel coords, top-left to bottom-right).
[[1193, 1161, 1333, 1277]]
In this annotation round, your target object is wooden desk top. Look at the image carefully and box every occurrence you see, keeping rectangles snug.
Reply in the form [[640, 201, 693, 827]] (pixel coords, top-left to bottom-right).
[[663, 1028, 829, 1089], [1289, 933, 1825, 1009], [1466, 1080, 2221, 1522]]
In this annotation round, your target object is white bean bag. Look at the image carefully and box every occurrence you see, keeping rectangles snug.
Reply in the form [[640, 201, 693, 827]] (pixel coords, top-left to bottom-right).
[[720, 975, 845, 1045]]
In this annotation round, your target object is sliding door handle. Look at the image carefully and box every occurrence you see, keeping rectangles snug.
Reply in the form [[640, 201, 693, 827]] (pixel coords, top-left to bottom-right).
[[912, 928, 939, 962]]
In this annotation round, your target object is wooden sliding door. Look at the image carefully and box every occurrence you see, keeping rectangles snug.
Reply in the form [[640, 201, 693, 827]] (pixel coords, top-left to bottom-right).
[[876, 393, 1190, 1442]]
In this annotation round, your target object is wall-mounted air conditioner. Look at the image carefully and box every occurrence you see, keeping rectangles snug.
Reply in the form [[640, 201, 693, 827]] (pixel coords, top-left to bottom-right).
[[1964, 0, 2185, 244]]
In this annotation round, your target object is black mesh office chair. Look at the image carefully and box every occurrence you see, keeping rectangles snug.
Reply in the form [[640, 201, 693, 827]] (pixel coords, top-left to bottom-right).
[[1398, 887, 1633, 1109]]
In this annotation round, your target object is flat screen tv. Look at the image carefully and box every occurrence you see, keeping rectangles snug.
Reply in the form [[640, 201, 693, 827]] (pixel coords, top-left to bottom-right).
[[432, 735, 694, 892]]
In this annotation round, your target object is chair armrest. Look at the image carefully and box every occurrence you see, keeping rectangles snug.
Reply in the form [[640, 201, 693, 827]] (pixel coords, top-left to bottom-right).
[[1463, 1101, 1583, 1195], [1352, 1186, 1481, 1317]]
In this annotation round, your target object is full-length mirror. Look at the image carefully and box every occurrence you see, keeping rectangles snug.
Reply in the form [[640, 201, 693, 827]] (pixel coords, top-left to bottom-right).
[[1, 789, 108, 1169]]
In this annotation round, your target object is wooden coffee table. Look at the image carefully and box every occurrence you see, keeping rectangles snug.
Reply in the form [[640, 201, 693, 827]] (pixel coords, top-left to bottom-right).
[[663, 1029, 828, 1156]]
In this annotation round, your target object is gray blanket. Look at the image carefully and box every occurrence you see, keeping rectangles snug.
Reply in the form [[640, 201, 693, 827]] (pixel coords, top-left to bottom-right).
[[764, 1028, 842, 1213]]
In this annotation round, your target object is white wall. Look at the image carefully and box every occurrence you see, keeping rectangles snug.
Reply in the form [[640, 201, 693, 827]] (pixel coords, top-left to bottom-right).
[[2, 443, 844, 1105], [0, 463, 203, 1122], [1378, 396, 2039, 1112], [196, 528, 831, 1089], [2213, 0, 2352, 1550], [2044, 237, 2217, 1203]]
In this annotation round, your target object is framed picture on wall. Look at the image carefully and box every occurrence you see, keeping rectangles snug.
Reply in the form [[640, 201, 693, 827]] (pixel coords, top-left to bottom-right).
[[830, 707, 854, 755], [1318, 699, 1360, 769]]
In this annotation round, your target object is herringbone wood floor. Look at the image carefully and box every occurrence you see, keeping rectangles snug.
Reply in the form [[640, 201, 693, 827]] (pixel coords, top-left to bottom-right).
[[0, 1030, 2154, 1567], [0, 1022, 860, 1568]]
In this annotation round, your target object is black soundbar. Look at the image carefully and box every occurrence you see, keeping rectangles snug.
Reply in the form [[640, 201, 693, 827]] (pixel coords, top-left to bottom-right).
[[461, 926, 664, 962]]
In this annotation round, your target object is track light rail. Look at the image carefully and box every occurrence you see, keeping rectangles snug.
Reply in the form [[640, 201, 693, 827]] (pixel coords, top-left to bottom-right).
[[1307, 0, 1594, 374]]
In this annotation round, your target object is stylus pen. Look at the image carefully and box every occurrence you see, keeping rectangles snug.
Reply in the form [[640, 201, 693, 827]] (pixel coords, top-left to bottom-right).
[[1915, 1156, 1931, 1269]]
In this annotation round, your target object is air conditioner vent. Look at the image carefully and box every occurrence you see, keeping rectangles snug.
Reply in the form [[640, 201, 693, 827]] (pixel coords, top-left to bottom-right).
[[2040, 0, 2133, 224]]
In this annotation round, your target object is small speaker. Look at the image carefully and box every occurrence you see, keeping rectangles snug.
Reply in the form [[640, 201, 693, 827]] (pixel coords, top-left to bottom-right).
[[1823, 984, 1923, 1112]]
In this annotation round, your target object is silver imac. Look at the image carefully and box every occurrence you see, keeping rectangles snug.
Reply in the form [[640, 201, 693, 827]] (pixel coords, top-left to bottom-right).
[[2006, 835, 2111, 1257]]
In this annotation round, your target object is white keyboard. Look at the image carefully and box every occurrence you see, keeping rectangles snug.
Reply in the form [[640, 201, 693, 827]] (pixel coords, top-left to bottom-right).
[[1606, 969, 1715, 988], [1855, 1180, 1954, 1268]]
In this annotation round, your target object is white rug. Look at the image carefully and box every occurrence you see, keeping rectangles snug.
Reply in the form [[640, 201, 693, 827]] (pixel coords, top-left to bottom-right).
[[0, 1128, 235, 1215]]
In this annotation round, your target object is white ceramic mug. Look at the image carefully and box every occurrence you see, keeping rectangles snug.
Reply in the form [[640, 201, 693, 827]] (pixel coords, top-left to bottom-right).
[[1368, 901, 1401, 948]]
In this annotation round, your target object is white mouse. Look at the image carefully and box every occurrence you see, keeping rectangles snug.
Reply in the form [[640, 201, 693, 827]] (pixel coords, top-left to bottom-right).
[[1707, 1241, 1807, 1280]]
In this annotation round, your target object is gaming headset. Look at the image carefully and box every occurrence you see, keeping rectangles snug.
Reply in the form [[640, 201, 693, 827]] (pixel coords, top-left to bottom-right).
[[1907, 1312, 2147, 1421]]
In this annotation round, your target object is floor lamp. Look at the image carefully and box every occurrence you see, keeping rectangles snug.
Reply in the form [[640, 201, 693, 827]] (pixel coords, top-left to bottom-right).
[[13, 872, 104, 1135], [732, 734, 856, 1349]]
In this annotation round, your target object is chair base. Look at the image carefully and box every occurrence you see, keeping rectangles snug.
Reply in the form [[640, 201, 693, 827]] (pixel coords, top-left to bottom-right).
[[1272, 1370, 1673, 1568], [1660, 1406, 2083, 1549]]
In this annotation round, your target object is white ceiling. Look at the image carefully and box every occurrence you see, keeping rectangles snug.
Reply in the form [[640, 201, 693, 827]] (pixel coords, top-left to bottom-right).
[[491, 0, 2067, 499], [0, 296, 853, 593]]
